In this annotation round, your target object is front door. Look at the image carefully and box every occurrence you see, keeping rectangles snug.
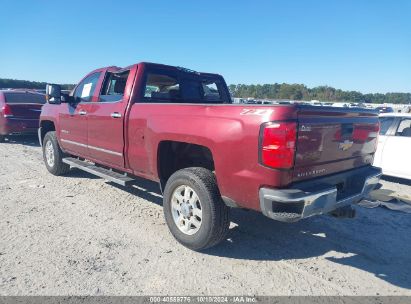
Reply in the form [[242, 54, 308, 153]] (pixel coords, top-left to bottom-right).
[[87, 69, 132, 167], [59, 72, 102, 157]]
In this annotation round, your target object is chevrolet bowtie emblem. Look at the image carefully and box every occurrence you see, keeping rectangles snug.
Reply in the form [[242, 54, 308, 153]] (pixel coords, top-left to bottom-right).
[[339, 140, 354, 151]]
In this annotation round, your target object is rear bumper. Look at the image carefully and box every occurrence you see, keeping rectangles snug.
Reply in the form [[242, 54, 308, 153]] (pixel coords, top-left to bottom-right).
[[259, 166, 381, 222], [0, 117, 39, 135]]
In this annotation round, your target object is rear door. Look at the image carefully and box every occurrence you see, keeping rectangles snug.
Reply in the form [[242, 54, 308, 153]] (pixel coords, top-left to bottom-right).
[[293, 106, 379, 182], [380, 117, 411, 179], [59, 72, 102, 156], [86, 67, 135, 167]]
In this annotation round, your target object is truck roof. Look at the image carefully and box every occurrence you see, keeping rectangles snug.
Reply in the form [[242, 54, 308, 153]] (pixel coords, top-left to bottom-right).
[[141, 62, 221, 77], [90, 62, 222, 77]]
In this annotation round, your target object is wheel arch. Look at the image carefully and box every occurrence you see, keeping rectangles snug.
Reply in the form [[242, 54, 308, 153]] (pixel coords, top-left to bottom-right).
[[39, 120, 56, 146], [157, 140, 215, 192]]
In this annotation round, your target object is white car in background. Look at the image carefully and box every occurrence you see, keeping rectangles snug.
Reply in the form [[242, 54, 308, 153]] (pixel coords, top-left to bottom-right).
[[373, 113, 411, 180]]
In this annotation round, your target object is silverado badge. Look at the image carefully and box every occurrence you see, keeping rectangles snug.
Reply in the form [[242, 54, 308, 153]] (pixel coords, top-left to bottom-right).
[[339, 140, 354, 151]]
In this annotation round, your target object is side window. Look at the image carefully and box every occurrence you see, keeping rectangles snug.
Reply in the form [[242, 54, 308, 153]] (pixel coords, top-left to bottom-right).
[[100, 70, 130, 102], [395, 119, 411, 137], [202, 81, 222, 102], [73, 72, 101, 102], [379, 117, 395, 135], [143, 73, 182, 102]]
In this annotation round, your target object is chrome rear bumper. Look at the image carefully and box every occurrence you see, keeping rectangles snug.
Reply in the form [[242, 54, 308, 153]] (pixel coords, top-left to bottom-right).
[[259, 166, 381, 222]]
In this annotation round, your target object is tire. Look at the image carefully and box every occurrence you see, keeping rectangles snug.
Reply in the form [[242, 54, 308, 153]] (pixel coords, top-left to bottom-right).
[[163, 167, 230, 251], [0, 135, 5, 143], [42, 131, 70, 176]]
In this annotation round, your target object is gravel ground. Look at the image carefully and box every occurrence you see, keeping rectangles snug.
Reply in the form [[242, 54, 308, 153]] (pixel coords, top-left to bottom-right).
[[0, 135, 410, 296]]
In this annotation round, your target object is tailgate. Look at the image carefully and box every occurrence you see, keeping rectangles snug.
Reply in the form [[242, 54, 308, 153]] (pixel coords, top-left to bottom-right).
[[293, 106, 379, 182]]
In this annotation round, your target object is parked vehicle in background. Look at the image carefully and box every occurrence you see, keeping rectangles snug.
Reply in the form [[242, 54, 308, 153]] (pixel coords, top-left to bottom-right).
[[375, 106, 394, 114], [0, 90, 45, 142], [332, 102, 349, 108], [39, 62, 381, 250], [246, 99, 258, 104], [309, 100, 322, 106], [374, 113, 411, 180], [351, 103, 367, 108]]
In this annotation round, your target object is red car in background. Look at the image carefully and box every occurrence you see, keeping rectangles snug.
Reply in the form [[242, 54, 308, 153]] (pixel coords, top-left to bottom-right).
[[0, 90, 45, 142]]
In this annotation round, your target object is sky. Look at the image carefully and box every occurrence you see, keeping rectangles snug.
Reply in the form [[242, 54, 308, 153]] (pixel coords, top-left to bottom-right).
[[0, 0, 410, 93]]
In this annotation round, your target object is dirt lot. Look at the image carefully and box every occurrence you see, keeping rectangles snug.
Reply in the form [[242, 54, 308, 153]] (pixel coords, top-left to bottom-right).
[[0, 135, 410, 296]]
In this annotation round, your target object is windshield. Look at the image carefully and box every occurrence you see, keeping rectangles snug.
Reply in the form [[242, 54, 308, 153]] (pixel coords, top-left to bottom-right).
[[142, 68, 230, 104]]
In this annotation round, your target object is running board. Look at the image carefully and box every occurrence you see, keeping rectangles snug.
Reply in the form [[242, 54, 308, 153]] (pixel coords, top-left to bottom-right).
[[63, 157, 134, 187]]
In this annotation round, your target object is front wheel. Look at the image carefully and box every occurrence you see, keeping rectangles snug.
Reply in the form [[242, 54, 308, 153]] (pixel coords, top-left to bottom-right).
[[42, 131, 70, 176], [163, 167, 230, 251]]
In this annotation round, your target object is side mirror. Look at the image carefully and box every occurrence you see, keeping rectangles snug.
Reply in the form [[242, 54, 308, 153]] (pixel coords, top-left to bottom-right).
[[46, 84, 62, 104]]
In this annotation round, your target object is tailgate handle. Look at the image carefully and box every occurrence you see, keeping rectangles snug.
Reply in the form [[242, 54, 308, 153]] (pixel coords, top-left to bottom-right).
[[79, 110, 87, 116], [111, 112, 122, 118]]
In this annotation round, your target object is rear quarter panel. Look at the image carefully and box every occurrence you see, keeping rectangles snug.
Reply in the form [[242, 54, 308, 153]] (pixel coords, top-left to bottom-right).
[[127, 104, 297, 210]]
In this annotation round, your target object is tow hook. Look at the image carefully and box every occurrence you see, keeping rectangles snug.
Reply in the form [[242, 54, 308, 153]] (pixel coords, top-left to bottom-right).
[[329, 205, 356, 219]]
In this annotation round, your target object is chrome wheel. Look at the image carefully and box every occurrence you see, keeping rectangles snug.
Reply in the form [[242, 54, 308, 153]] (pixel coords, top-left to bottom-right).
[[171, 185, 202, 235], [45, 140, 55, 167]]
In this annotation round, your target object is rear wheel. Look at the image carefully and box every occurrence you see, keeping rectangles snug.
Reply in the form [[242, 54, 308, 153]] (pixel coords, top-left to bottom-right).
[[0, 135, 5, 143], [42, 131, 70, 176], [163, 167, 230, 251]]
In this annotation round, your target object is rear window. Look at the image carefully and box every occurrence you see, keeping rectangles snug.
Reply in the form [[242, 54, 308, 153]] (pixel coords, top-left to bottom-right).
[[142, 68, 230, 104], [4, 92, 46, 104]]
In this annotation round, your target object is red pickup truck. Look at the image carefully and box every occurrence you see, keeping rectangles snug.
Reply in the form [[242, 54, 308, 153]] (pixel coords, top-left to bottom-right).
[[39, 62, 381, 250]]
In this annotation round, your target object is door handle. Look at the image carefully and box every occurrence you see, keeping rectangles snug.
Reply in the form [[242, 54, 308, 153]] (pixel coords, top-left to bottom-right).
[[111, 112, 122, 118], [79, 110, 87, 116]]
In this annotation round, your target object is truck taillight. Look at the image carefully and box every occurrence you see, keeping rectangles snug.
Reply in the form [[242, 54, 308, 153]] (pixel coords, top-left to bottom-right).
[[260, 121, 297, 169], [1, 104, 13, 118]]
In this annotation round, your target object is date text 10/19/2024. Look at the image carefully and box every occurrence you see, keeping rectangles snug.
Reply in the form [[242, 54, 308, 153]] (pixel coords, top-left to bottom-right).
[[149, 296, 258, 303]]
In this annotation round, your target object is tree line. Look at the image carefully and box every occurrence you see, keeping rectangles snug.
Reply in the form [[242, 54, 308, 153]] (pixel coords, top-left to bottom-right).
[[0, 78, 74, 90], [1, 78, 410, 104], [229, 84, 411, 104]]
